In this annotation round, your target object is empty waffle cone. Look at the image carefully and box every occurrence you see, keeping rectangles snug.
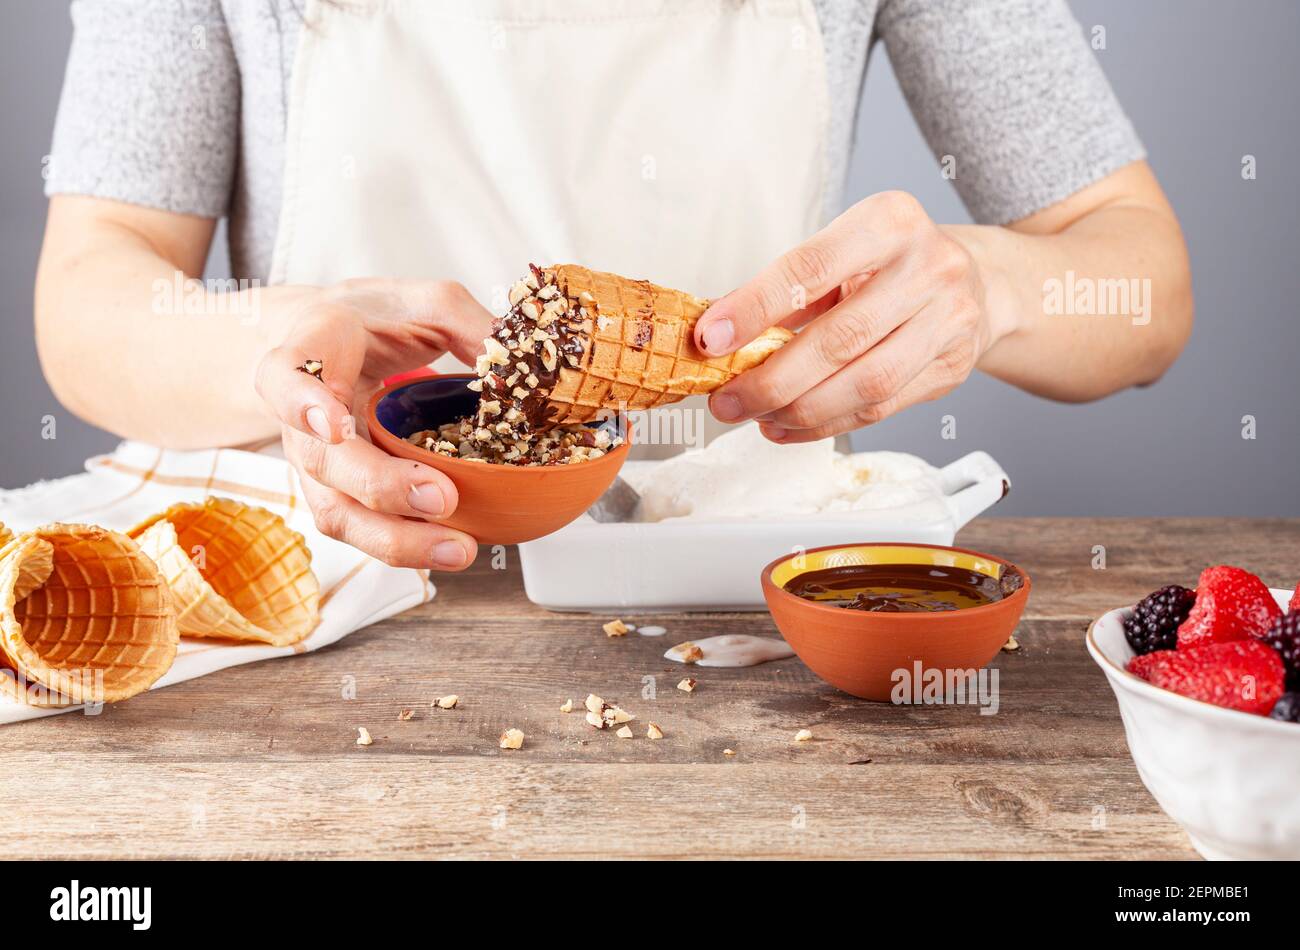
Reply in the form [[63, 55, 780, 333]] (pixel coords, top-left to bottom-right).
[[0, 524, 178, 705], [544, 264, 792, 425], [129, 497, 320, 647]]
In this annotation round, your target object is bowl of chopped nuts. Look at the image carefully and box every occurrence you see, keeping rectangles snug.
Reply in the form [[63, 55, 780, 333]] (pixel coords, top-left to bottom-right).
[[366, 374, 631, 545]]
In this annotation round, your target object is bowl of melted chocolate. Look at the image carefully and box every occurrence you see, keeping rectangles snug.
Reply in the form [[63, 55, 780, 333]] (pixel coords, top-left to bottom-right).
[[761, 543, 1030, 700]]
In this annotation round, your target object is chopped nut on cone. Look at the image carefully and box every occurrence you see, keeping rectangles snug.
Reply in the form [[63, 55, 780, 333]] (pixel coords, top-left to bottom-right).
[[677, 678, 697, 693], [615, 725, 634, 739], [499, 728, 525, 750], [794, 729, 813, 742], [355, 727, 373, 746], [433, 694, 459, 709], [646, 723, 664, 740], [559, 698, 574, 713], [603, 618, 630, 637]]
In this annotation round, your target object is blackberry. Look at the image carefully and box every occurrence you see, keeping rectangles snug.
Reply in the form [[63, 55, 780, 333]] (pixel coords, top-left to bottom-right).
[[1123, 585, 1196, 655], [1269, 692, 1300, 723], [1261, 611, 1300, 689]]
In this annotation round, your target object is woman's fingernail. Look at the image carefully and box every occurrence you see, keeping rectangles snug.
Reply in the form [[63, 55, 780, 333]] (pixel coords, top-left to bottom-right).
[[408, 483, 446, 516], [763, 426, 788, 442], [433, 541, 467, 568], [712, 392, 743, 422], [701, 318, 734, 354], [305, 406, 332, 440]]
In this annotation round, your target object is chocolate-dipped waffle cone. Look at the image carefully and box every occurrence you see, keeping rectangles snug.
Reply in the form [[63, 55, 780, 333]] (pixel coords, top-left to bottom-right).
[[0, 524, 178, 705], [130, 496, 320, 647], [543, 264, 790, 425]]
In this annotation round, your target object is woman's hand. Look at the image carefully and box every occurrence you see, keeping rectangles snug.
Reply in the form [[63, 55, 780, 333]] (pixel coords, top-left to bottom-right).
[[695, 190, 1002, 442], [255, 278, 493, 570]]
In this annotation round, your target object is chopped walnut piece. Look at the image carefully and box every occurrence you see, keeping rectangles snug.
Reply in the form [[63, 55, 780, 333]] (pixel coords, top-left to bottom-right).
[[1001, 635, 1020, 652], [669, 641, 704, 664], [722, 748, 736, 757], [355, 727, 373, 746], [499, 728, 525, 750], [585, 711, 608, 730], [584, 694, 605, 714], [559, 698, 574, 713], [794, 729, 813, 742], [677, 678, 697, 693], [646, 723, 664, 740], [615, 725, 634, 739], [398, 709, 414, 722], [603, 618, 630, 637], [433, 694, 459, 710]]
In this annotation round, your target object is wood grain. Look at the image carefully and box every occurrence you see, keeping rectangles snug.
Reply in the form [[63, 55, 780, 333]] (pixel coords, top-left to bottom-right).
[[2, 518, 1294, 859]]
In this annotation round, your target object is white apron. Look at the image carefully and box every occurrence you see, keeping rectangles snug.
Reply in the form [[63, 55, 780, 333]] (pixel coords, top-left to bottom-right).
[[270, 0, 830, 451]]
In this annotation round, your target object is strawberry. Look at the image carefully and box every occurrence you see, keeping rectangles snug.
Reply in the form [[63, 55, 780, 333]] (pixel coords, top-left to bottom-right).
[[1128, 640, 1284, 715], [1176, 565, 1281, 648], [1289, 582, 1300, 614]]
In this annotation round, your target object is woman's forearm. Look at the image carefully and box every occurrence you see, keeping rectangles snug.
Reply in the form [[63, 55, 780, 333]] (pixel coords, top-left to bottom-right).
[[35, 197, 308, 448], [949, 166, 1193, 403]]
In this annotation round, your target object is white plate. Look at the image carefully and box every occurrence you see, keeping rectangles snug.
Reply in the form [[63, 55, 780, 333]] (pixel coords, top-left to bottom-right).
[[517, 450, 1009, 611], [1087, 590, 1300, 860]]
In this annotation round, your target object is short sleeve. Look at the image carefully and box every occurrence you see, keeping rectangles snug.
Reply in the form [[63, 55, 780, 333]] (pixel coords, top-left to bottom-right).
[[877, 0, 1146, 224], [45, 0, 239, 217]]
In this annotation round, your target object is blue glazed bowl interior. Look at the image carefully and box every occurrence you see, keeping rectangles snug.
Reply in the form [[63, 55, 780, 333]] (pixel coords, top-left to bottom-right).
[[375, 375, 626, 443], [376, 375, 481, 440]]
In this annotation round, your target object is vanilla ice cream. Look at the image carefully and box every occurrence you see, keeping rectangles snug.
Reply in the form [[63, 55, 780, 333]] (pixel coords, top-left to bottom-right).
[[625, 423, 950, 523]]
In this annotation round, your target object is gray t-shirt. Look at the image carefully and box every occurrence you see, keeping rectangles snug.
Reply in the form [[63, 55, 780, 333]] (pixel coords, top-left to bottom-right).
[[45, 0, 1144, 281]]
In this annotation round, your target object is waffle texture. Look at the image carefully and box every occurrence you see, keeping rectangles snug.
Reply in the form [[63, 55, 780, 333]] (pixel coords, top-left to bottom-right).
[[130, 497, 320, 647], [545, 264, 791, 426], [0, 525, 178, 705]]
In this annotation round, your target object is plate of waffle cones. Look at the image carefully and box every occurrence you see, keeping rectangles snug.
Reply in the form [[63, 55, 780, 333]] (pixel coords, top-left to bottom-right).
[[0, 497, 320, 708]]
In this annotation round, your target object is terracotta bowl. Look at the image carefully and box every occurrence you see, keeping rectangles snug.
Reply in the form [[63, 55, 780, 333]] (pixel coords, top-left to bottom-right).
[[760, 542, 1031, 701], [366, 374, 630, 545]]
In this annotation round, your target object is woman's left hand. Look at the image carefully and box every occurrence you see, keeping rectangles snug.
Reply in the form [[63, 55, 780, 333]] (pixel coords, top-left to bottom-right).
[[695, 190, 1000, 442]]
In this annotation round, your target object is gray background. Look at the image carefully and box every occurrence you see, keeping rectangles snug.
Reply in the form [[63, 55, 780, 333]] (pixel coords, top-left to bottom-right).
[[2, 0, 1297, 515]]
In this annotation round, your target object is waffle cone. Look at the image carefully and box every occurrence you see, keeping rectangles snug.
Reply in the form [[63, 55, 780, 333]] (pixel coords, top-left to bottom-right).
[[544, 264, 791, 425], [130, 497, 320, 647], [0, 524, 178, 705]]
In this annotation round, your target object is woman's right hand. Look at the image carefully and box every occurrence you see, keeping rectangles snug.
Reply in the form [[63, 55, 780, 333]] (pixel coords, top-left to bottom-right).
[[254, 278, 494, 571]]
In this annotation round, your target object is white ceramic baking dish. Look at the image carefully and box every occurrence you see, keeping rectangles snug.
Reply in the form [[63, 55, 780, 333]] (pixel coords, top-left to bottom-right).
[[517, 450, 1010, 612]]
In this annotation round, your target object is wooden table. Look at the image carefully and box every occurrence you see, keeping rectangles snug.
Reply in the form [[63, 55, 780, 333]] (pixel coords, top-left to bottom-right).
[[3, 518, 1295, 860]]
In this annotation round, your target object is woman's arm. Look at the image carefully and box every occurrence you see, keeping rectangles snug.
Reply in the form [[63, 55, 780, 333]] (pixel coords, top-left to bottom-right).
[[36, 194, 492, 571], [694, 159, 1192, 441], [35, 195, 305, 448], [954, 160, 1192, 402]]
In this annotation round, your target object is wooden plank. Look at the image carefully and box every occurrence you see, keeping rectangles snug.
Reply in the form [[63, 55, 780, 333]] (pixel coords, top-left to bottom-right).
[[0, 758, 1191, 860]]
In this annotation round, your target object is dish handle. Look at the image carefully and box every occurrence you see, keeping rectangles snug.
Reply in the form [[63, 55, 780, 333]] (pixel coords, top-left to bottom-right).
[[939, 451, 1011, 531]]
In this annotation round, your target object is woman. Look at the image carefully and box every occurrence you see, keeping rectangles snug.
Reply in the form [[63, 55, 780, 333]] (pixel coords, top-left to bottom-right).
[[35, 0, 1192, 571]]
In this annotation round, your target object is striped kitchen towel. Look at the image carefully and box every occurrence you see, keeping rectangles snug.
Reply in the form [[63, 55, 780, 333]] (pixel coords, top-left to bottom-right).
[[0, 441, 435, 723]]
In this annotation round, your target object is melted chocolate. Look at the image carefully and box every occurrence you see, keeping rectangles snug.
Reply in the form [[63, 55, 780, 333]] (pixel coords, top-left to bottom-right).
[[783, 563, 1017, 612]]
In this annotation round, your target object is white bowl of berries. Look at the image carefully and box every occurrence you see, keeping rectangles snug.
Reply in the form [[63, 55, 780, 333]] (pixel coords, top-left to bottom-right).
[[1087, 566, 1300, 861]]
